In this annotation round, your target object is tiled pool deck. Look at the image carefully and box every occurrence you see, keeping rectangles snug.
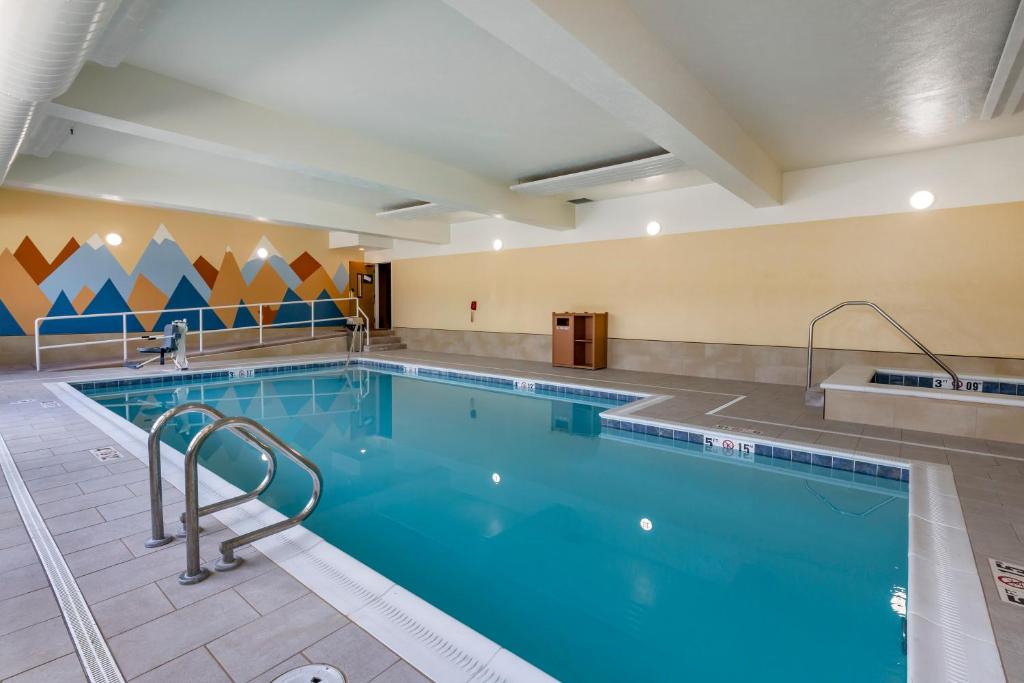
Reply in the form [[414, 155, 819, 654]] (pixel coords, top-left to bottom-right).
[[0, 349, 1021, 682]]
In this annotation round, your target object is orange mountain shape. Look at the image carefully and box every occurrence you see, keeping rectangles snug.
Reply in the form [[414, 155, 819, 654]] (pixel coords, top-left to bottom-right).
[[208, 251, 247, 327], [295, 265, 344, 302], [71, 286, 94, 314], [0, 249, 53, 334], [14, 237, 79, 284], [290, 251, 323, 281], [128, 275, 168, 331], [193, 256, 219, 289], [246, 261, 290, 309]]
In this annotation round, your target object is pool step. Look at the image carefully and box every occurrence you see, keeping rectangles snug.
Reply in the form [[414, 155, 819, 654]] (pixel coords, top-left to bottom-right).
[[365, 330, 406, 351]]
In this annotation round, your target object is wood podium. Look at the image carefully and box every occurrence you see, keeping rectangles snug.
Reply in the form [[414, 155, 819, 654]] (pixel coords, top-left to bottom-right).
[[552, 312, 607, 369]]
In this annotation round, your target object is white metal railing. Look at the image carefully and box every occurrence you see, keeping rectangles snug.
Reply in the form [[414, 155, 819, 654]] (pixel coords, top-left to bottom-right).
[[33, 296, 370, 371]]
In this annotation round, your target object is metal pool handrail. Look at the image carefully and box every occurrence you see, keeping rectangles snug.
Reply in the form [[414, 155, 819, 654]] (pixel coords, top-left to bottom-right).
[[805, 300, 960, 391], [179, 415, 323, 585], [145, 403, 278, 548], [33, 295, 371, 371]]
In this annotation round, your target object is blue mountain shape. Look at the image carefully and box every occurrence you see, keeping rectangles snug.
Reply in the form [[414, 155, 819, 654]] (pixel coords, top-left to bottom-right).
[[130, 237, 211, 299], [272, 288, 311, 328], [38, 291, 79, 334], [153, 276, 224, 333], [332, 263, 348, 294], [0, 299, 24, 335], [313, 289, 344, 327], [40, 243, 133, 303], [77, 280, 144, 333], [241, 255, 301, 289], [233, 300, 258, 329]]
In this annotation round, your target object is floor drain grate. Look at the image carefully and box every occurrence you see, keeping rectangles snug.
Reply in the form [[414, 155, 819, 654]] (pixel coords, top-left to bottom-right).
[[272, 664, 346, 683]]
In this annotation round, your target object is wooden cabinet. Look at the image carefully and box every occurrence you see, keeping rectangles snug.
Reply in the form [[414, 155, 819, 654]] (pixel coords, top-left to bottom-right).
[[552, 312, 607, 369]]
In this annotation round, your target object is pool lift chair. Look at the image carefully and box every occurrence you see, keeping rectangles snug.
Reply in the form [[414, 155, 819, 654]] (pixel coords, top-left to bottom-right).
[[131, 319, 190, 370]]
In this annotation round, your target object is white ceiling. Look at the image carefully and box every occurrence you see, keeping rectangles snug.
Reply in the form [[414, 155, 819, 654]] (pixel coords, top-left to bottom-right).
[[627, 0, 1024, 170], [124, 0, 659, 183], [6, 0, 1024, 239]]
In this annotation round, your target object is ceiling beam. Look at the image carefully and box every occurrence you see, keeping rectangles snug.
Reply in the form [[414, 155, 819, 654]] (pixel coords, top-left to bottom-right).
[[442, 0, 782, 207], [6, 153, 452, 244], [50, 63, 575, 229]]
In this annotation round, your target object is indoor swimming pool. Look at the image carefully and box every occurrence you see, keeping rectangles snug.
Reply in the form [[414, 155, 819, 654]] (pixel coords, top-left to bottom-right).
[[78, 364, 909, 682]]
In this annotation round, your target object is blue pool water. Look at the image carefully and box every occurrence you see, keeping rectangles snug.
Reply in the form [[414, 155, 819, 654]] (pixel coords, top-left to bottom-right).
[[82, 367, 908, 682]]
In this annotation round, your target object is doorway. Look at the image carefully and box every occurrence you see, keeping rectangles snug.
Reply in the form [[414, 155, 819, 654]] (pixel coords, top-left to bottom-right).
[[376, 262, 392, 330]]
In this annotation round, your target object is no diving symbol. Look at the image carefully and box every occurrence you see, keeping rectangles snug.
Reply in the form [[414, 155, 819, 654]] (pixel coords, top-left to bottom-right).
[[998, 575, 1024, 590], [722, 439, 735, 450]]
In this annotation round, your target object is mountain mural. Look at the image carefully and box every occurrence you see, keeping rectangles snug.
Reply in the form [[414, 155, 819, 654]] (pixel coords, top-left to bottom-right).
[[1, 227, 353, 335]]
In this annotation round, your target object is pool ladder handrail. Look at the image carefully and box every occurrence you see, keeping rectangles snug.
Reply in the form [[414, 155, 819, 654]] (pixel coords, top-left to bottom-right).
[[145, 403, 279, 549], [805, 300, 960, 403], [179, 415, 323, 585]]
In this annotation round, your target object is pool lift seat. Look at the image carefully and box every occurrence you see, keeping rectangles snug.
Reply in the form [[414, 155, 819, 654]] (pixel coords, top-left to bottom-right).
[[133, 319, 189, 370]]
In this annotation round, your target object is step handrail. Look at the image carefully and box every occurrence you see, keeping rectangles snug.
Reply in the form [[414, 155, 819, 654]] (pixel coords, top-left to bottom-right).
[[179, 415, 322, 585], [145, 403, 278, 548], [806, 300, 960, 391]]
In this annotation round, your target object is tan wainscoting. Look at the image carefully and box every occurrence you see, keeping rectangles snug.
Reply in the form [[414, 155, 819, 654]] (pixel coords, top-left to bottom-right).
[[395, 328, 1024, 387], [825, 388, 1024, 444]]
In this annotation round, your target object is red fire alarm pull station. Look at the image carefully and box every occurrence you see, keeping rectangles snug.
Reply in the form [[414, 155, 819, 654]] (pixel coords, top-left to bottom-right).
[[470, 300, 477, 323]]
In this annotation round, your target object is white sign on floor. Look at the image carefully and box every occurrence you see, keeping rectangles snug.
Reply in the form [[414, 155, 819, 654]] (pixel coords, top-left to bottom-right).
[[8, 399, 34, 405], [90, 446, 124, 463], [39, 400, 61, 409], [990, 558, 1024, 607]]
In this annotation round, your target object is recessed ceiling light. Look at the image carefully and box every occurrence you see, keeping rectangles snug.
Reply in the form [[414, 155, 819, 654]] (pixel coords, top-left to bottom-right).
[[909, 190, 935, 210], [646, 221, 662, 236], [358, 247, 365, 251], [256, 247, 269, 259], [493, 213, 504, 219], [105, 233, 122, 246], [492, 238, 503, 251]]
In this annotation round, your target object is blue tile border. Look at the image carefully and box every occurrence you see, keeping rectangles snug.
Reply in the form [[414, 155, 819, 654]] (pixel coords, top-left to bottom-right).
[[70, 356, 907, 487], [873, 370, 1024, 397], [71, 357, 644, 407], [599, 415, 910, 487]]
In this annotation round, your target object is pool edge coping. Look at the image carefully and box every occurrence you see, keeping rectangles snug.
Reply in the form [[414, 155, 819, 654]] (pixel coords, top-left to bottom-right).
[[48, 355, 1006, 683]]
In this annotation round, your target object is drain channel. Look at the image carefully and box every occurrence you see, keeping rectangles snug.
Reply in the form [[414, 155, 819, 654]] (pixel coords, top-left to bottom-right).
[[0, 434, 125, 683]]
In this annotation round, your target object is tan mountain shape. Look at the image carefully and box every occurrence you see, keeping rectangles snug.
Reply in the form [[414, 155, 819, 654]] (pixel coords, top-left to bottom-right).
[[71, 286, 95, 314], [208, 251, 248, 327], [295, 265, 343, 301], [128, 275, 168, 331], [0, 249, 53, 334]]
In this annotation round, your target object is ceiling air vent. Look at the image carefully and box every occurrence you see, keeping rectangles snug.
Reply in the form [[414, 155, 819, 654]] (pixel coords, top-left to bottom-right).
[[510, 153, 685, 196], [568, 198, 593, 204], [375, 201, 452, 219]]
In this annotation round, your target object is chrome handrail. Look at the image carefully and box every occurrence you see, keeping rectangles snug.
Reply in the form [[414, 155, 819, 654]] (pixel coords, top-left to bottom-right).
[[145, 403, 278, 548], [179, 415, 322, 585], [805, 300, 960, 391]]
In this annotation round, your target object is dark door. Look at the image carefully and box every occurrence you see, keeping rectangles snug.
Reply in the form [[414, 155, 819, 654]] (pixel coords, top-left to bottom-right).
[[377, 262, 392, 330]]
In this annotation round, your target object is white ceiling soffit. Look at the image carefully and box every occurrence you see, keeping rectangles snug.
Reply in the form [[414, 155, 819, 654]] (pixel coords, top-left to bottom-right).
[[442, 0, 782, 207], [6, 153, 451, 244], [510, 153, 686, 196], [329, 232, 394, 251], [983, 0, 1024, 119], [50, 63, 576, 230]]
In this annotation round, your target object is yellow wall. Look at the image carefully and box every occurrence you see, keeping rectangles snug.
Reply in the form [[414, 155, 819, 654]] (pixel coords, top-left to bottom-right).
[[393, 202, 1024, 358]]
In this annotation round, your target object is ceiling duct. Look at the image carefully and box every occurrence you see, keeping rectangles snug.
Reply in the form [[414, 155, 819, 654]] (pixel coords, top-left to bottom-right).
[[0, 0, 123, 184], [510, 153, 686, 196], [982, 0, 1024, 119]]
